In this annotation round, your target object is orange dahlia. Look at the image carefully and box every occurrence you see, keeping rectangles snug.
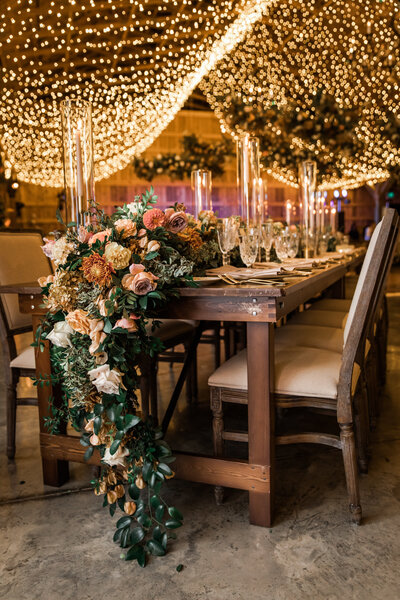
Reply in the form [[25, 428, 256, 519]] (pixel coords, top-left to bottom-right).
[[81, 253, 115, 287], [143, 208, 166, 230]]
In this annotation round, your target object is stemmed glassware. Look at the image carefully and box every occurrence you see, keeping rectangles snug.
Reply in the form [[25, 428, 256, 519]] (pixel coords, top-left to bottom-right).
[[217, 218, 237, 266], [260, 221, 274, 261], [239, 226, 259, 268], [274, 228, 299, 262]]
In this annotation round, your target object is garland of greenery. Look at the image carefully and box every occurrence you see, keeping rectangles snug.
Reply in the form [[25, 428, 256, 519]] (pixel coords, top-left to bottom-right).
[[132, 134, 234, 182], [219, 90, 363, 185], [36, 190, 221, 567]]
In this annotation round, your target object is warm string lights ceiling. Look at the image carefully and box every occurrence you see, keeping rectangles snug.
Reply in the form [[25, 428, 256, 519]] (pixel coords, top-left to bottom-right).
[[0, 0, 275, 187], [200, 0, 400, 189]]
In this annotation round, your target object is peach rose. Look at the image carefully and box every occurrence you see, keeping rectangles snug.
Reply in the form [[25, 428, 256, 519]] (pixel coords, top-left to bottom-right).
[[142, 208, 167, 230], [89, 228, 112, 246], [77, 226, 92, 244], [166, 210, 188, 233], [66, 309, 91, 335], [114, 218, 137, 238], [113, 314, 139, 332], [129, 263, 145, 275], [132, 271, 157, 295], [89, 320, 107, 354], [38, 274, 54, 287]]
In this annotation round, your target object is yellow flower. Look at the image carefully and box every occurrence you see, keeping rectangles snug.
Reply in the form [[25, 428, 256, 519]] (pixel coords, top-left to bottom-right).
[[104, 242, 131, 270]]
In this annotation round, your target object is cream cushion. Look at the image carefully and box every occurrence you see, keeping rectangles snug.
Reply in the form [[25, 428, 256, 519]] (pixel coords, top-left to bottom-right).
[[0, 232, 52, 330], [10, 346, 35, 370], [309, 298, 352, 311], [146, 319, 196, 342], [276, 323, 371, 356], [208, 347, 361, 399], [289, 309, 348, 329]]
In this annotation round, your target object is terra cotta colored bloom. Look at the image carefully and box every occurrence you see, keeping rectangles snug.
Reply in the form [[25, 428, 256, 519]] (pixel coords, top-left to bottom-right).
[[142, 208, 166, 230], [81, 253, 115, 287]]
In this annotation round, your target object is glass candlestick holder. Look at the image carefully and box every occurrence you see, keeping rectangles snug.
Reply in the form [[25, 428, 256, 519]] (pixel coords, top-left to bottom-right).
[[60, 98, 95, 228], [191, 169, 212, 219], [298, 160, 317, 259], [237, 135, 260, 225]]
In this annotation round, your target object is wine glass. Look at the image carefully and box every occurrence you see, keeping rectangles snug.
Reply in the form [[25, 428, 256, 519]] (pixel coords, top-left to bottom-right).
[[217, 218, 236, 266], [274, 232, 289, 262], [239, 227, 259, 268], [287, 231, 299, 259], [260, 222, 273, 261]]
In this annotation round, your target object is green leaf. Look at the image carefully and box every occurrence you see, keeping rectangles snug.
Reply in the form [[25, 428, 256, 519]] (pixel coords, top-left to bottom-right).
[[137, 547, 146, 568], [150, 495, 160, 509], [109, 502, 116, 517], [145, 250, 159, 260], [120, 526, 130, 548], [107, 407, 116, 422], [139, 295, 148, 310], [142, 460, 152, 483], [147, 539, 166, 557], [149, 472, 158, 488], [168, 506, 183, 521], [110, 439, 121, 455], [125, 545, 139, 561], [94, 403, 104, 416], [137, 513, 152, 529], [157, 463, 173, 477], [129, 527, 145, 545], [165, 519, 182, 529], [161, 532, 168, 550], [116, 516, 132, 529], [103, 319, 113, 334], [56, 208, 64, 225], [153, 525, 163, 541], [128, 483, 140, 500], [124, 414, 141, 431], [83, 446, 94, 461], [93, 416, 102, 435], [176, 564, 183, 573], [155, 505, 164, 522], [113, 528, 123, 543]]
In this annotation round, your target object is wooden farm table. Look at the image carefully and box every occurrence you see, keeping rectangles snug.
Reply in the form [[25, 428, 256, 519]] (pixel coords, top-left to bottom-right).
[[2, 250, 364, 528]]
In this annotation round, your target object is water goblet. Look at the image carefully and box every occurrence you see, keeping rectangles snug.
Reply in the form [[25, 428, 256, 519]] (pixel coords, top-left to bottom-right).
[[217, 218, 236, 266], [287, 231, 299, 259], [274, 232, 289, 262], [260, 221, 274, 261], [239, 227, 259, 268]]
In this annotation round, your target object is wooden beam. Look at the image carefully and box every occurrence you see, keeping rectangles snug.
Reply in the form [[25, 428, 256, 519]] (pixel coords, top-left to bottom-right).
[[39, 432, 270, 493]]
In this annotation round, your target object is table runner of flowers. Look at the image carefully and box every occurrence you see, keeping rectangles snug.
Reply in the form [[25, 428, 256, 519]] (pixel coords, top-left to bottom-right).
[[36, 188, 220, 567]]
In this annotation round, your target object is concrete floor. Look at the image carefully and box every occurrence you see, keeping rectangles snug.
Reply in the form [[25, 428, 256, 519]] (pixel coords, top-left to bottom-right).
[[1, 271, 400, 599]]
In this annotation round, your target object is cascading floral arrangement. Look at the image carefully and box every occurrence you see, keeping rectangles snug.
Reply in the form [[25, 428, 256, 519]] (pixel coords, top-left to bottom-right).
[[132, 134, 234, 182], [36, 188, 220, 567]]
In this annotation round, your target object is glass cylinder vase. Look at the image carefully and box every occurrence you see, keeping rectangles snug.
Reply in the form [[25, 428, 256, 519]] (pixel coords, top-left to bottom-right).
[[237, 135, 260, 225], [60, 98, 95, 228], [298, 160, 317, 258], [191, 169, 212, 219]]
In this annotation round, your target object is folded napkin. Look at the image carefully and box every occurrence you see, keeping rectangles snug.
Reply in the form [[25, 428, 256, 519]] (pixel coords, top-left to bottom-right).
[[205, 265, 282, 280]]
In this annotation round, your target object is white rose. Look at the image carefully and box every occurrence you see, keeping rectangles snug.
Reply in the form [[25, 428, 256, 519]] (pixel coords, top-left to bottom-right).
[[88, 364, 125, 395], [126, 201, 140, 215], [102, 445, 130, 468], [46, 321, 74, 347]]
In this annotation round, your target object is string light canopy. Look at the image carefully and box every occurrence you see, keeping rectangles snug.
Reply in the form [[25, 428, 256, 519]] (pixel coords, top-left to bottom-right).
[[200, 0, 400, 189], [0, 0, 275, 187]]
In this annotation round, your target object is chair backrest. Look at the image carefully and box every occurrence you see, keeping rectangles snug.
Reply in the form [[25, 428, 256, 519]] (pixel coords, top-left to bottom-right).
[[343, 220, 382, 344], [339, 208, 399, 420], [0, 230, 52, 332]]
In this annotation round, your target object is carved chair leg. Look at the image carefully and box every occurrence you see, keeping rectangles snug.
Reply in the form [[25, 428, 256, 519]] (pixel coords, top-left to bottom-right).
[[353, 378, 370, 474], [6, 375, 18, 459], [340, 422, 362, 525], [210, 386, 225, 505]]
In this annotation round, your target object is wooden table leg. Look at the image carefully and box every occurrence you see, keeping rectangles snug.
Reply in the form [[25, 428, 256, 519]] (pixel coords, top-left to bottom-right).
[[33, 315, 69, 487], [247, 321, 274, 527]]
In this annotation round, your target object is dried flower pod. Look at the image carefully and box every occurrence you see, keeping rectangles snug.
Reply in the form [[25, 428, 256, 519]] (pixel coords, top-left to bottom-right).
[[107, 490, 118, 504], [115, 484, 125, 499], [107, 471, 117, 486], [135, 475, 146, 489], [124, 501, 137, 515]]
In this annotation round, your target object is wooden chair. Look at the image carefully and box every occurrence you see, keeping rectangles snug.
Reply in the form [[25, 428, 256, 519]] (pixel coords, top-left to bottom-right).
[[0, 230, 53, 459], [208, 209, 399, 524]]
